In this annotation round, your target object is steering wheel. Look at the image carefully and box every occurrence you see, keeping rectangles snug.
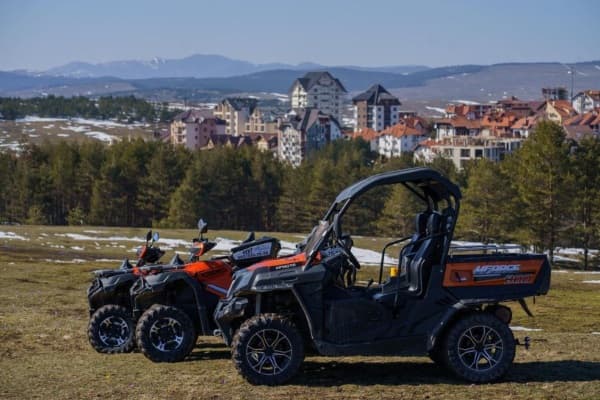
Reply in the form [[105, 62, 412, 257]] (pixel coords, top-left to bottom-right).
[[335, 236, 361, 287]]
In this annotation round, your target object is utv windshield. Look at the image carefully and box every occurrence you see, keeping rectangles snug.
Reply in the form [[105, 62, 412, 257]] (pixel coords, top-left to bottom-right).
[[303, 220, 331, 259]]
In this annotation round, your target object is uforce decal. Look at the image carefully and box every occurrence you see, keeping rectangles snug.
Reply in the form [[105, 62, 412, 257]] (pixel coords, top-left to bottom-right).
[[232, 242, 273, 261], [473, 264, 520, 280]]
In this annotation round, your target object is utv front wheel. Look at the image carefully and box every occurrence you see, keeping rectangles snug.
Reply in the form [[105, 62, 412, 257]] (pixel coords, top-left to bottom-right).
[[232, 313, 304, 385], [443, 312, 515, 383], [88, 305, 135, 353], [136, 305, 197, 362]]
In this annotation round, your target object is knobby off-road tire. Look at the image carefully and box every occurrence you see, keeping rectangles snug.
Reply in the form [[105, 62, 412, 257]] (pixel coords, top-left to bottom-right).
[[88, 304, 135, 353], [443, 312, 516, 383], [135, 304, 197, 363], [232, 313, 305, 385]]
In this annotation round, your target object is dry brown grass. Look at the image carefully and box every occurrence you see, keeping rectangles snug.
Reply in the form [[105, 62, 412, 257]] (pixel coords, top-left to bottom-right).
[[1, 225, 599, 399]]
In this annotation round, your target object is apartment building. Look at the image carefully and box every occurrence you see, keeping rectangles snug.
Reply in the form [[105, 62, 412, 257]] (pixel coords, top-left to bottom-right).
[[170, 109, 226, 150], [352, 84, 402, 131], [289, 71, 347, 122], [278, 108, 342, 167], [213, 97, 258, 136]]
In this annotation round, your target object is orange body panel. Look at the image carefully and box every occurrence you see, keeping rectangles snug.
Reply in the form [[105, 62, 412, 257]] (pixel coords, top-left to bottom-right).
[[246, 253, 309, 272], [443, 258, 544, 287], [184, 260, 232, 295]]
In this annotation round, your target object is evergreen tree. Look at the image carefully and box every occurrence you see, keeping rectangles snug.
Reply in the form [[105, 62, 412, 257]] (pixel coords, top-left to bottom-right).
[[506, 121, 571, 261]]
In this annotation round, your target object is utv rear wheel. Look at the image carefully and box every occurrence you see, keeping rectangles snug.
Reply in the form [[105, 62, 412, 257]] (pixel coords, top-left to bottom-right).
[[136, 305, 197, 362], [443, 312, 515, 383], [88, 305, 135, 353], [232, 313, 304, 385]]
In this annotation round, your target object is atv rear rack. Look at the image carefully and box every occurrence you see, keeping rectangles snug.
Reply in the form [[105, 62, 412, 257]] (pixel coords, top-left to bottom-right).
[[449, 243, 526, 256]]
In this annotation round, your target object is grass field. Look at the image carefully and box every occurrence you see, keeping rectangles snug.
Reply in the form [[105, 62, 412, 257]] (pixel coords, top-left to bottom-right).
[[1, 225, 600, 399]]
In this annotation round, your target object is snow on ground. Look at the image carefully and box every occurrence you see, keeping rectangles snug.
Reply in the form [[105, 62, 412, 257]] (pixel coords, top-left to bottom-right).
[[44, 258, 87, 264], [552, 270, 569, 273], [70, 246, 84, 251], [0, 231, 27, 240], [510, 326, 543, 332], [556, 247, 599, 255], [452, 99, 480, 105], [61, 126, 88, 133], [56, 134, 70, 137], [95, 259, 122, 263], [0, 143, 22, 151], [84, 131, 118, 143], [582, 280, 600, 284], [425, 106, 446, 114], [16, 116, 68, 123], [573, 271, 600, 274], [552, 255, 580, 263], [592, 332, 600, 335]]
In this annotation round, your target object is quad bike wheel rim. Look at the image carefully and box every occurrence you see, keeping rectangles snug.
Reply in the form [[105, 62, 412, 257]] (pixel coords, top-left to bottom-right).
[[98, 316, 130, 347], [149, 317, 184, 352], [457, 325, 503, 372], [246, 328, 293, 376]]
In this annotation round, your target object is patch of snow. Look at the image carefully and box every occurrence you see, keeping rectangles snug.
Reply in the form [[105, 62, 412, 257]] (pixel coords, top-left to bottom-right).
[[510, 326, 543, 332], [16, 116, 68, 123], [425, 106, 446, 114], [452, 100, 480, 105], [552, 270, 569, 273], [592, 332, 600, 335], [582, 280, 600, 284], [84, 131, 118, 143], [57, 133, 70, 137], [552, 255, 579, 263], [44, 258, 87, 264], [28, 134, 40, 138], [0, 231, 27, 240], [0, 143, 22, 151], [70, 246, 84, 251], [95, 258, 122, 263], [61, 126, 88, 133], [83, 230, 107, 234], [573, 271, 600, 274], [43, 124, 55, 129]]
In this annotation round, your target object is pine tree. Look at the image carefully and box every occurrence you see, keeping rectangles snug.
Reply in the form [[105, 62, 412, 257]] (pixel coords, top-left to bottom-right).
[[506, 120, 571, 262]]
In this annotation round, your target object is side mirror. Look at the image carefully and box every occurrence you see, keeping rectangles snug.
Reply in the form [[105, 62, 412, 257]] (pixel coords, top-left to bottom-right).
[[146, 230, 152, 243], [152, 232, 160, 242], [198, 218, 208, 234]]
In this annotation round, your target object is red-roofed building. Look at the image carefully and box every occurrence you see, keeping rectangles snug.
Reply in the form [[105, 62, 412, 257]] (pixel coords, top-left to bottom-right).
[[572, 90, 600, 114], [374, 122, 429, 158], [542, 100, 578, 124]]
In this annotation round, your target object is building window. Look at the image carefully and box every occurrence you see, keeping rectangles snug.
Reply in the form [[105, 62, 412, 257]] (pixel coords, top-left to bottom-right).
[[460, 148, 470, 158], [475, 149, 483, 158]]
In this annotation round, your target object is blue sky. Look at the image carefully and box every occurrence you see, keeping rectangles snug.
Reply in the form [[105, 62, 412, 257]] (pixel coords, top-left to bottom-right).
[[1, 0, 599, 71]]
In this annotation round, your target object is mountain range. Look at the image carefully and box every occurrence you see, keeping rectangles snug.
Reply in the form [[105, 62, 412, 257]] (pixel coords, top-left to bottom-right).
[[1, 54, 599, 103], [41, 54, 429, 79]]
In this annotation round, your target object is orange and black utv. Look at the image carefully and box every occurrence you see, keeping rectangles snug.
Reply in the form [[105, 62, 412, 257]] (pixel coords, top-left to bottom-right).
[[213, 167, 551, 385]]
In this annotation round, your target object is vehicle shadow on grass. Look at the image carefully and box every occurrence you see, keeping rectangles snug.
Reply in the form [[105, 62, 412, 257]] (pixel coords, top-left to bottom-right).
[[294, 360, 600, 386], [185, 344, 231, 361]]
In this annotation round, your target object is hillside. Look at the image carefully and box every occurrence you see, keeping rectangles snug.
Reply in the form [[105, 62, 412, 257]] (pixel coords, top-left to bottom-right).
[[1, 61, 598, 102]]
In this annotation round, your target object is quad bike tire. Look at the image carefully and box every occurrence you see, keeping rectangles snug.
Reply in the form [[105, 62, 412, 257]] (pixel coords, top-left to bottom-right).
[[232, 313, 304, 386], [88, 304, 135, 353], [135, 304, 197, 363], [442, 312, 516, 383]]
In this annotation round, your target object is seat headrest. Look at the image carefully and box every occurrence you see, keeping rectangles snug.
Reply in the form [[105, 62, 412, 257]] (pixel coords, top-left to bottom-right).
[[426, 212, 442, 235], [415, 212, 429, 235]]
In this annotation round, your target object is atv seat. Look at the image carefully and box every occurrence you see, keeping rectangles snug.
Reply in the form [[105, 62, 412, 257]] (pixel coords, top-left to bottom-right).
[[398, 212, 430, 280], [373, 212, 445, 304]]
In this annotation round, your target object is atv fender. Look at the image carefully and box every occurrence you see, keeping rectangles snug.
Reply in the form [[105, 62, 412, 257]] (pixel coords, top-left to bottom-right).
[[131, 272, 213, 336], [87, 273, 137, 314]]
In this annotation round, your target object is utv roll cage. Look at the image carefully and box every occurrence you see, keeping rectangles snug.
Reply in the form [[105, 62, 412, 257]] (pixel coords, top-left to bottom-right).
[[303, 167, 462, 271]]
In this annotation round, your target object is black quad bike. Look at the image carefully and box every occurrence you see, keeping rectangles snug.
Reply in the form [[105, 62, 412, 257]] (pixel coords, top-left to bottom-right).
[[87, 230, 173, 353], [130, 223, 281, 363], [214, 167, 551, 385]]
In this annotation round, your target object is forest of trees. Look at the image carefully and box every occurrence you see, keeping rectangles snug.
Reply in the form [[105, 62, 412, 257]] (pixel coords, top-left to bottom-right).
[[1, 121, 599, 268], [0, 95, 179, 122]]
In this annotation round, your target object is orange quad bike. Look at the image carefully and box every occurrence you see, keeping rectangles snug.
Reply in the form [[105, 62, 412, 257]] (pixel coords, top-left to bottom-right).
[[130, 219, 281, 362]]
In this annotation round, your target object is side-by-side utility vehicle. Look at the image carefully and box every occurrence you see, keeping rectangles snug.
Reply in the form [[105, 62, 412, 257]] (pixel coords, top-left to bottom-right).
[[214, 167, 551, 385]]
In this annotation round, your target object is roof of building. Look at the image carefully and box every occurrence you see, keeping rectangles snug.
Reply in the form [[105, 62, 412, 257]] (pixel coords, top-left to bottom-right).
[[172, 109, 214, 123], [352, 84, 401, 105], [563, 125, 598, 142], [435, 116, 481, 130], [511, 116, 538, 130], [574, 90, 600, 101], [207, 134, 252, 148], [282, 108, 340, 132], [380, 122, 426, 138], [547, 100, 577, 118], [222, 97, 258, 112], [351, 127, 379, 141], [290, 71, 347, 93]]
